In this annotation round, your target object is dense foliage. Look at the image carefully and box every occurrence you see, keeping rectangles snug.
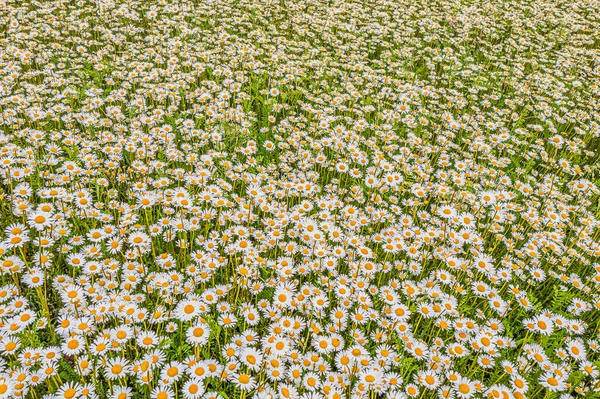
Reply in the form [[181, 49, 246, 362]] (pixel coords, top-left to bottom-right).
[[0, 0, 599, 398]]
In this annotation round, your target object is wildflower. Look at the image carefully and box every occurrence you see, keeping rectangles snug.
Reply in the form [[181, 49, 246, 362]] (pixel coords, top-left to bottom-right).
[[137, 331, 160, 349], [580, 361, 599, 378], [175, 299, 203, 322], [510, 375, 529, 393], [55, 383, 82, 399], [405, 383, 420, 397], [278, 384, 299, 399], [111, 386, 133, 399], [565, 339, 586, 361], [186, 322, 210, 346], [453, 376, 476, 398], [438, 205, 457, 219], [416, 370, 442, 390], [62, 335, 85, 356], [160, 361, 185, 384], [104, 357, 131, 380], [539, 373, 567, 392], [230, 372, 257, 391], [240, 347, 263, 371], [128, 232, 151, 248], [27, 211, 54, 231], [0, 376, 15, 399], [181, 379, 205, 399], [533, 315, 554, 335], [151, 385, 175, 399]]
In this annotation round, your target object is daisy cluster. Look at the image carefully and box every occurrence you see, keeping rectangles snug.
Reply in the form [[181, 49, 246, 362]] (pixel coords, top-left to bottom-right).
[[0, 0, 599, 398]]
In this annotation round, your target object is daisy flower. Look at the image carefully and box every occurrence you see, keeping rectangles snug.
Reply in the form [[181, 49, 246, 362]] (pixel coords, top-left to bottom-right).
[[181, 379, 205, 399], [104, 357, 131, 380], [151, 385, 175, 399], [111, 386, 133, 399]]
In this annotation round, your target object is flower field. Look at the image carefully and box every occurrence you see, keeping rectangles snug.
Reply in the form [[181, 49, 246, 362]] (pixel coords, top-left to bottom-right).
[[0, 0, 599, 398]]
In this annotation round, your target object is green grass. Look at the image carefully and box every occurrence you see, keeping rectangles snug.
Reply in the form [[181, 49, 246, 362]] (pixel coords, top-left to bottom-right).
[[0, 0, 599, 398]]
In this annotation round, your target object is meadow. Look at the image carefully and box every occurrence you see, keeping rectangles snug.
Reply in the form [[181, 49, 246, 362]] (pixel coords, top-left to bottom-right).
[[0, 0, 599, 398]]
